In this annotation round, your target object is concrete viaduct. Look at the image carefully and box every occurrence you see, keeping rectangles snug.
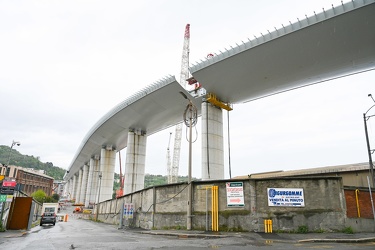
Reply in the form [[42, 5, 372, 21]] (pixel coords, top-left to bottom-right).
[[64, 1, 375, 207]]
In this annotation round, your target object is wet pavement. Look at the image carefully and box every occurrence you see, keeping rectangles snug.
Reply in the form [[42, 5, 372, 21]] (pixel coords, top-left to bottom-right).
[[2, 227, 373, 244]]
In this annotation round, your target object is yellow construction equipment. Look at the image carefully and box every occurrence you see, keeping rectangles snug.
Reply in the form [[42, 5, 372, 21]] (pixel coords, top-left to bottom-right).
[[206, 93, 233, 111]]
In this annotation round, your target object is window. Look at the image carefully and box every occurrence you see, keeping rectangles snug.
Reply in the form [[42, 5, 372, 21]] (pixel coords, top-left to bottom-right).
[[5, 167, 11, 177]]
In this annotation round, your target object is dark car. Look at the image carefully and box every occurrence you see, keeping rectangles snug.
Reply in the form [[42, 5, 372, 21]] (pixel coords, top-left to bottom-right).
[[40, 212, 56, 226]]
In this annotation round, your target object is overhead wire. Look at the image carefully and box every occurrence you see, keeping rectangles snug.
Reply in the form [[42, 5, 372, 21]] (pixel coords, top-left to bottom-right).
[[183, 102, 198, 143]]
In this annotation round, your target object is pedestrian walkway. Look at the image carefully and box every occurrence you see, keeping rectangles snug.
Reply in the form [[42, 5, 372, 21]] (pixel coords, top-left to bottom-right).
[[2, 227, 375, 244], [0, 229, 28, 238], [138, 229, 375, 243]]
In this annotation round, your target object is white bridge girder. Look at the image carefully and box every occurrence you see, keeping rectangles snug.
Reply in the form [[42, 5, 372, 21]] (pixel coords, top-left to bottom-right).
[[64, 1, 375, 203]]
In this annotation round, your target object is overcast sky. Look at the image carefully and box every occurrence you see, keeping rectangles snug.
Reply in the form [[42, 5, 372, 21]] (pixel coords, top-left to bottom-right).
[[1, 0, 374, 179]]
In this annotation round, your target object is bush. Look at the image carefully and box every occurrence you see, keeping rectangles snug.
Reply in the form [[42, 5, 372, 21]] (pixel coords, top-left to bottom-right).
[[296, 225, 308, 234], [342, 226, 354, 234], [0, 221, 5, 232], [313, 228, 325, 233]]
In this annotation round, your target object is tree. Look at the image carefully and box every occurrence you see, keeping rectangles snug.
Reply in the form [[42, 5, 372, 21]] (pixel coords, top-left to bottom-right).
[[31, 189, 47, 203], [31, 189, 59, 203], [52, 193, 60, 202]]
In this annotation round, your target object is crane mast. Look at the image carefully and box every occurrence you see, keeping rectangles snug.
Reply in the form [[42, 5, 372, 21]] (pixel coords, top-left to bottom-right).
[[170, 24, 190, 183]]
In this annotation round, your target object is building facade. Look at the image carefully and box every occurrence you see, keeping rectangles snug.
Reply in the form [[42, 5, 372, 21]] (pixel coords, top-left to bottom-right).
[[0, 164, 54, 196]]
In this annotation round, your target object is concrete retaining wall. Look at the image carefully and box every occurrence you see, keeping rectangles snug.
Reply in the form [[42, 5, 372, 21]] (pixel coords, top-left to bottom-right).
[[93, 176, 375, 232]]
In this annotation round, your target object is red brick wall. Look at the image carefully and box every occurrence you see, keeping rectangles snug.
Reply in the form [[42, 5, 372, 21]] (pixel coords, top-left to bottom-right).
[[345, 189, 375, 218]]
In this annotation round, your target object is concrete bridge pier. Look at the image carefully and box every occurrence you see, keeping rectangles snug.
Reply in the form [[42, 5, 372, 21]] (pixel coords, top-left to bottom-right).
[[76, 168, 83, 204], [63, 180, 69, 198], [99, 146, 116, 202], [85, 156, 100, 207], [201, 101, 224, 180], [79, 164, 88, 204], [68, 179, 73, 199], [124, 129, 147, 195], [72, 174, 77, 202]]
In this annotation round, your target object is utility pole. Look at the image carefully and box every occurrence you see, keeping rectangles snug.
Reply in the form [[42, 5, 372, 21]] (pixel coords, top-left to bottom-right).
[[364, 94, 375, 187], [180, 91, 198, 230], [1, 140, 21, 230]]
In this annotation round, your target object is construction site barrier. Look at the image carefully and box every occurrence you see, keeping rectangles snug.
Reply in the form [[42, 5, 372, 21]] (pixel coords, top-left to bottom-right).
[[264, 219, 272, 233]]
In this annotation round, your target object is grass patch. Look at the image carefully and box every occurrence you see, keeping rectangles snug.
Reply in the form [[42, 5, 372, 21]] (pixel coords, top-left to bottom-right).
[[342, 226, 354, 234], [160, 225, 186, 230], [296, 225, 308, 234], [219, 224, 247, 232], [219, 210, 250, 219], [313, 228, 325, 233]]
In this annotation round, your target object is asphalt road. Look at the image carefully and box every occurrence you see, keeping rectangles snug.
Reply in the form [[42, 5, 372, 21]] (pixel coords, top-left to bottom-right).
[[0, 217, 374, 250]]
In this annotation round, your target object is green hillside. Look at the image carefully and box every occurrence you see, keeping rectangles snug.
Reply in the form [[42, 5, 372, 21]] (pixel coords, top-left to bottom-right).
[[0, 145, 65, 180], [0, 145, 196, 186]]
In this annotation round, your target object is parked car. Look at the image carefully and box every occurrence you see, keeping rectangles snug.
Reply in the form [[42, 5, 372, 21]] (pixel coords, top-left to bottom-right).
[[40, 212, 56, 226]]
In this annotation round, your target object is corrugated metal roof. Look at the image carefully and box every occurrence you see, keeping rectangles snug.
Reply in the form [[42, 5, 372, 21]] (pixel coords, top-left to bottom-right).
[[236, 162, 372, 179]]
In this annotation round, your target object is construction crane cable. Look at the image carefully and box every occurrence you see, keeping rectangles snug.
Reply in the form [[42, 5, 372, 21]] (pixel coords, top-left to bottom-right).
[[185, 124, 198, 143], [227, 110, 232, 179], [145, 184, 189, 213], [206, 101, 210, 179], [182, 103, 198, 127]]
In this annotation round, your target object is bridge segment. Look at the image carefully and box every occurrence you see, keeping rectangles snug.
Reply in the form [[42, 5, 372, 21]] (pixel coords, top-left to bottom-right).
[[64, 1, 375, 205], [64, 76, 202, 202], [190, 0, 375, 104]]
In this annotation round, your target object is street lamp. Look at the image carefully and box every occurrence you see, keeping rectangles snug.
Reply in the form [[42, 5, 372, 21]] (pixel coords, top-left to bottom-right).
[[7, 140, 21, 166], [1, 140, 21, 229], [364, 94, 375, 187], [180, 91, 198, 230]]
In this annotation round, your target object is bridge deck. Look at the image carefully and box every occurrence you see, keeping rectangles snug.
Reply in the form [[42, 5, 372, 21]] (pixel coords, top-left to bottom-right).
[[190, 1, 375, 104]]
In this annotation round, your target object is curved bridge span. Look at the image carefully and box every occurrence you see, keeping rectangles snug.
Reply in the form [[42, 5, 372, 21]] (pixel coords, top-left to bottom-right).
[[64, 1, 375, 206]]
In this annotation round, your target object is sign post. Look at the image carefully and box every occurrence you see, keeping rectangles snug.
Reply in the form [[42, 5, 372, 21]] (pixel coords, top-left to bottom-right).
[[0, 180, 17, 228], [123, 203, 134, 228]]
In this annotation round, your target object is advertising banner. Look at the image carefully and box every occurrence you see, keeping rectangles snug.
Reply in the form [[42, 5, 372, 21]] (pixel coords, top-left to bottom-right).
[[2, 181, 17, 187], [226, 182, 245, 207], [267, 188, 305, 207]]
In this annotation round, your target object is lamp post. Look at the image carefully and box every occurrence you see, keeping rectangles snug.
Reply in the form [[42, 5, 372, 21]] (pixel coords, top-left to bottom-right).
[[1, 140, 21, 230], [7, 140, 21, 167], [364, 94, 375, 187], [180, 92, 198, 230]]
